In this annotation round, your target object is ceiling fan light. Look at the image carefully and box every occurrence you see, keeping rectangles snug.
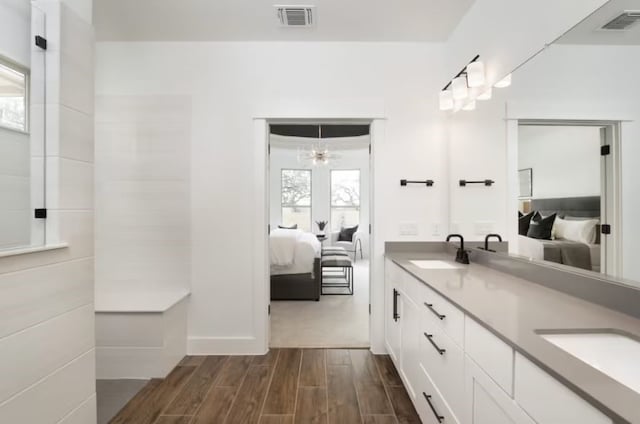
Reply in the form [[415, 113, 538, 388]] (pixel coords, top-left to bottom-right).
[[477, 87, 492, 100], [452, 76, 469, 100], [494, 73, 512, 88], [439, 90, 454, 111], [466, 61, 485, 87]]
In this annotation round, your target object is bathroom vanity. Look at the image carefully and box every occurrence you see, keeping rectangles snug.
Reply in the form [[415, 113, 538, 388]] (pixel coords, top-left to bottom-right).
[[384, 243, 640, 424]]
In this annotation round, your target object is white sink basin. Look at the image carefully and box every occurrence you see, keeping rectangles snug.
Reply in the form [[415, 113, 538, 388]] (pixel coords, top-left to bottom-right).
[[540, 332, 640, 394], [409, 260, 462, 270]]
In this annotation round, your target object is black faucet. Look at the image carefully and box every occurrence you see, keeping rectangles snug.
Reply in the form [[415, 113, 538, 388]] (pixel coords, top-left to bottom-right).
[[484, 234, 503, 252], [446, 234, 469, 264]]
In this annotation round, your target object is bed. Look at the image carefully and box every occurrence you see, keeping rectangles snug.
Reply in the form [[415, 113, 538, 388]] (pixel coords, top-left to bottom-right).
[[270, 229, 322, 301], [517, 196, 601, 272]]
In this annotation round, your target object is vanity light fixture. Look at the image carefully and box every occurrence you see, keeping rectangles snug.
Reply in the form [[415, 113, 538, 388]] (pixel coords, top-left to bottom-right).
[[452, 76, 468, 100], [461, 100, 476, 111], [439, 90, 454, 111], [477, 87, 492, 101], [494, 73, 512, 88], [466, 61, 485, 87]]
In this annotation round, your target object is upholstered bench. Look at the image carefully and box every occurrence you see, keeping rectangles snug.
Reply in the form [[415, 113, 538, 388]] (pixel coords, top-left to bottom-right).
[[321, 247, 354, 295]]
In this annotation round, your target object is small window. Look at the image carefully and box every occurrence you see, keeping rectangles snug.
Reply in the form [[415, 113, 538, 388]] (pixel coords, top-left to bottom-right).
[[0, 60, 28, 132], [331, 170, 360, 231], [281, 169, 312, 231]]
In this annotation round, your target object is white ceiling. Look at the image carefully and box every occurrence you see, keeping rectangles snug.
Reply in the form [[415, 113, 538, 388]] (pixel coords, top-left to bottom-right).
[[558, 0, 640, 45], [93, 0, 475, 42]]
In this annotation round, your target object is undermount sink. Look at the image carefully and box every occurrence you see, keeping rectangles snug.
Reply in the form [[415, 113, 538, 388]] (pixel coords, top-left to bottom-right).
[[539, 331, 640, 394], [409, 260, 462, 270]]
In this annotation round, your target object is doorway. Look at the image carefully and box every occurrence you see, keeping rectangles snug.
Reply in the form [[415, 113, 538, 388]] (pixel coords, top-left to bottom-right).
[[267, 122, 372, 348], [513, 120, 621, 276]]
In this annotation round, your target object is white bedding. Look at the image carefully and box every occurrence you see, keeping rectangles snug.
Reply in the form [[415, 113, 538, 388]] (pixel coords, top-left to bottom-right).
[[270, 229, 321, 275], [517, 235, 600, 272]]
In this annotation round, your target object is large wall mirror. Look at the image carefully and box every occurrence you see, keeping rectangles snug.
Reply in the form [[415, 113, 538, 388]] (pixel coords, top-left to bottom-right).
[[0, 2, 46, 251], [450, 0, 640, 288]]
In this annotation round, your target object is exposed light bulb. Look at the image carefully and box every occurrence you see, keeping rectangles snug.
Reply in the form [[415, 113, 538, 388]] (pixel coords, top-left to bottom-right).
[[494, 74, 512, 88], [452, 76, 469, 100], [439, 90, 454, 111], [462, 101, 476, 111], [477, 87, 492, 101], [466, 61, 485, 88]]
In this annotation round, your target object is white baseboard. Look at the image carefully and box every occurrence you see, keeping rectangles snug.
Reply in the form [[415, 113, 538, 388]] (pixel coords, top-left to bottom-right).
[[187, 336, 267, 355]]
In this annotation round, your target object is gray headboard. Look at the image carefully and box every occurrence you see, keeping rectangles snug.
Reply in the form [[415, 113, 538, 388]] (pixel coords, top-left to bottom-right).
[[530, 196, 600, 218]]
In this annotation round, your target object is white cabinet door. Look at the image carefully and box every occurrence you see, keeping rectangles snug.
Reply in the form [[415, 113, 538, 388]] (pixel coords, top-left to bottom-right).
[[400, 294, 421, 399], [385, 280, 402, 364], [465, 356, 535, 424]]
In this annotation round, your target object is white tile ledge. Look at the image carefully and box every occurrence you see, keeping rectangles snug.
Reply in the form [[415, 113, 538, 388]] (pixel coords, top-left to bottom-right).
[[95, 290, 190, 313], [0, 243, 69, 258]]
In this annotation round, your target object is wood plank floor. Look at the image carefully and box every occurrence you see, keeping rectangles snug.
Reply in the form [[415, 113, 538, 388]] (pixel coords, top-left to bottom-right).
[[108, 349, 420, 424]]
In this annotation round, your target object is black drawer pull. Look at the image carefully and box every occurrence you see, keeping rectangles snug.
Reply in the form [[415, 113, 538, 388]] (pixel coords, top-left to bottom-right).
[[393, 289, 400, 322], [424, 302, 446, 320], [423, 392, 444, 423], [424, 332, 446, 355]]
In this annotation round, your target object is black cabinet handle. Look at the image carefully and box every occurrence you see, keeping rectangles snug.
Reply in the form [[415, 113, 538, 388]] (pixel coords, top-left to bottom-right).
[[424, 302, 446, 320], [393, 289, 400, 322], [424, 332, 446, 355], [423, 392, 444, 423]]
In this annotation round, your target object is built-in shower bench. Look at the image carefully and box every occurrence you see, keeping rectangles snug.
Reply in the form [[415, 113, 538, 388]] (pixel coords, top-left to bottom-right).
[[95, 290, 190, 379]]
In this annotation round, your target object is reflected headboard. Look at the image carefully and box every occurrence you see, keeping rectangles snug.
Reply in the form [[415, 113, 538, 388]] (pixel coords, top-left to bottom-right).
[[530, 196, 600, 218]]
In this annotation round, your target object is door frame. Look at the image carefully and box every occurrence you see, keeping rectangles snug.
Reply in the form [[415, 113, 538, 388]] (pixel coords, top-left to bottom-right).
[[252, 101, 386, 354], [506, 119, 622, 277]]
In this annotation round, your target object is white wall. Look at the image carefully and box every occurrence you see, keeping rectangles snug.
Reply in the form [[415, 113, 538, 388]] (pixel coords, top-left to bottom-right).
[[95, 41, 450, 353], [0, 1, 96, 422], [518, 125, 601, 199], [269, 139, 370, 244], [449, 43, 640, 284], [95, 95, 191, 296]]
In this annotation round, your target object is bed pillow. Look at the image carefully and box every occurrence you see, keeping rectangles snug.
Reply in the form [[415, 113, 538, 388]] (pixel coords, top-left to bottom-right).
[[338, 225, 359, 242], [554, 217, 599, 244], [278, 224, 298, 230], [518, 211, 535, 236], [527, 213, 556, 240]]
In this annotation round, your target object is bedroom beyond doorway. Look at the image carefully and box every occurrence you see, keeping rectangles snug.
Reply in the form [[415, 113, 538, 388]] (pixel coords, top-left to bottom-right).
[[267, 122, 371, 348]]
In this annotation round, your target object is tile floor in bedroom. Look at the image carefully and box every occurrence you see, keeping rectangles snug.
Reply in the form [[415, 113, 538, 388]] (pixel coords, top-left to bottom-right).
[[270, 259, 370, 348], [107, 349, 420, 424]]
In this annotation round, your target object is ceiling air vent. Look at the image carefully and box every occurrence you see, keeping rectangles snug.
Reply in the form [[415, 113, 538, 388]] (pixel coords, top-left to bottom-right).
[[275, 5, 315, 27], [601, 11, 640, 30]]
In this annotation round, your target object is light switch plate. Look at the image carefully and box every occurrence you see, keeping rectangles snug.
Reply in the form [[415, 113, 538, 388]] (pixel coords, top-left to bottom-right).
[[399, 222, 419, 236], [475, 221, 495, 235]]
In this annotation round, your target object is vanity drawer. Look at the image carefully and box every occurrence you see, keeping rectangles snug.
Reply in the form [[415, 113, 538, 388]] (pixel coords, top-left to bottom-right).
[[419, 281, 465, 347], [420, 316, 465, 419], [465, 316, 514, 396], [514, 353, 612, 424], [416, 363, 460, 424]]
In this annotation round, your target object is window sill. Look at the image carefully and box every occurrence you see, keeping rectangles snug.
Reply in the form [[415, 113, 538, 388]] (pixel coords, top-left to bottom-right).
[[0, 243, 69, 259]]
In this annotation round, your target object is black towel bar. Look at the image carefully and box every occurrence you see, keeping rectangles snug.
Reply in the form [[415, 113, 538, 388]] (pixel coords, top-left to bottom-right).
[[459, 179, 494, 187], [401, 179, 434, 187]]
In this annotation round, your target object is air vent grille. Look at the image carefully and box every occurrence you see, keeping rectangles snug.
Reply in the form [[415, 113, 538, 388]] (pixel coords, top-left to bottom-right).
[[276, 5, 315, 27], [602, 11, 640, 30]]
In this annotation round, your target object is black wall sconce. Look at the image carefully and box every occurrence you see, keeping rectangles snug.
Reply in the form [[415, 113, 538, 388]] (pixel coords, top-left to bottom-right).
[[401, 179, 434, 187], [459, 179, 495, 187]]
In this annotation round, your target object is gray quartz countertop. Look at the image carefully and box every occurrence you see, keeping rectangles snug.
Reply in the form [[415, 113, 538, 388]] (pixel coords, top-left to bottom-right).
[[386, 251, 640, 424]]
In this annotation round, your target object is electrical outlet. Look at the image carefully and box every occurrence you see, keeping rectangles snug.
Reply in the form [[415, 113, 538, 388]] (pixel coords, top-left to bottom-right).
[[450, 222, 460, 234], [431, 223, 442, 236], [475, 221, 495, 235], [399, 222, 419, 236]]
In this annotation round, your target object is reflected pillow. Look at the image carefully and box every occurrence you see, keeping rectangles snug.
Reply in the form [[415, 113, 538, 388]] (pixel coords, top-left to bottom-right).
[[554, 217, 599, 244], [338, 225, 359, 242], [518, 211, 535, 236], [527, 213, 556, 240]]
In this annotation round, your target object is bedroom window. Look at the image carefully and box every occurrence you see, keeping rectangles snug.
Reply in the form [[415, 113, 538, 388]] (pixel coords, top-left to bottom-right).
[[331, 169, 360, 231], [281, 169, 312, 231]]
